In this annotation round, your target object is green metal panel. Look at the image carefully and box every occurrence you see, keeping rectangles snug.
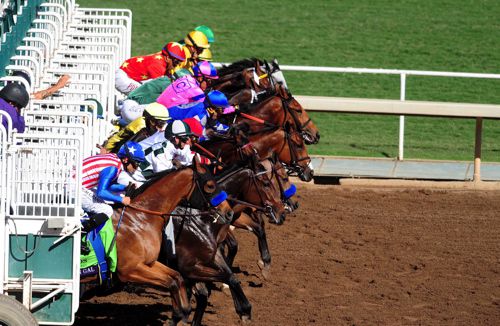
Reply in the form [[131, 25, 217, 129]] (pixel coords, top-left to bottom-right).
[[0, 0, 47, 77], [8, 234, 74, 279], [11, 293, 73, 324], [33, 293, 73, 323]]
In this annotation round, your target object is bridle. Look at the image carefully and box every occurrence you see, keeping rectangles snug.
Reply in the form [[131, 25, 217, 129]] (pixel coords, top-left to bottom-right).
[[127, 167, 227, 223]]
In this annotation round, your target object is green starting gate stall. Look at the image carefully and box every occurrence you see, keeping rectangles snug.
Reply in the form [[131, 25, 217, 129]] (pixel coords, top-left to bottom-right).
[[1, 0, 131, 324]]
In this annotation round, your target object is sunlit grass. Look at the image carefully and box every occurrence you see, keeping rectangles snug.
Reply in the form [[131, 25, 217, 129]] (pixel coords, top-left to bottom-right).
[[78, 0, 500, 161]]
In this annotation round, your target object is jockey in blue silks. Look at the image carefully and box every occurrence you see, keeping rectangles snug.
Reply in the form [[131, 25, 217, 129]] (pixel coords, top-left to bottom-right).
[[167, 90, 235, 140]]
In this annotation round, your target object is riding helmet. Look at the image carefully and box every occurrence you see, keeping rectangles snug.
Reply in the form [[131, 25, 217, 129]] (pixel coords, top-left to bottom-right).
[[206, 90, 229, 108], [193, 61, 218, 79], [144, 102, 170, 121], [117, 141, 146, 163], [198, 48, 213, 61], [184, 31, 210, 49], [194, 25, 215, 43], [164, 120, 193, 140], [0, 83, 30, 109], [162, 42, 187, 61], [183, 117, 203, 137]]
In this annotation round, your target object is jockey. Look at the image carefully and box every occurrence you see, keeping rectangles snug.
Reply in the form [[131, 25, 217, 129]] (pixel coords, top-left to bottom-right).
[[103, 102, 170, 153], [0, 82, 30, 133], [156, 61, 218, 109], [166, 90, 234, 139], [138, 120, 197, 179], [202, 90, 235, 138], [115, 42, 186, 95], [81, 141, 145, 223], [117, 68, 192, 126], [80, 141, 144, 283]]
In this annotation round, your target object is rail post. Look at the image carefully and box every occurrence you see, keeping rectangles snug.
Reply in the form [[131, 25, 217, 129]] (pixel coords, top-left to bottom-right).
[[398, 73, 406, 160], [473, 117, 483, 182]]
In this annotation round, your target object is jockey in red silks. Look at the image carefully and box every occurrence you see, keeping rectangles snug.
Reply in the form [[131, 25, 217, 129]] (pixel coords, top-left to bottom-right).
[[156, 60, 218, 108], [115, 42, 186, 95]]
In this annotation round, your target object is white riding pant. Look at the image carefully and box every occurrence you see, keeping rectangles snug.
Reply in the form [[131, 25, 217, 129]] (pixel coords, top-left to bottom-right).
[[81, 187, 114, 217], [119, 99, 146, 125], [115, 69, 142, 95]]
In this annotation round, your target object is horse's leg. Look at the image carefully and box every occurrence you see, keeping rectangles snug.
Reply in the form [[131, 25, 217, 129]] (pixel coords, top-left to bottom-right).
[[183, 253, 252, 321], [232, 211, 272, 279], [223, 229, 239, 268], [118, 261, 191, 323], [191, 282, 209, 326], [214, 249, 252, 321]]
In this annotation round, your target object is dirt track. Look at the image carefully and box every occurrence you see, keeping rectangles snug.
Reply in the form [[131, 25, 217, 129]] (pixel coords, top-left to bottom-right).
[[75, 183, 500, 325]]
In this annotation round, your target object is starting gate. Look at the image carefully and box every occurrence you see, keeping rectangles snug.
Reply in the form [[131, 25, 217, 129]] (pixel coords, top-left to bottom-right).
[[0, 0, 131, 324]]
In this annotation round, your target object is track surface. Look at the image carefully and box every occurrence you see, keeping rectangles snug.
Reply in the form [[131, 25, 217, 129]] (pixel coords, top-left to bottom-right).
[[75, 183, 500, 325]]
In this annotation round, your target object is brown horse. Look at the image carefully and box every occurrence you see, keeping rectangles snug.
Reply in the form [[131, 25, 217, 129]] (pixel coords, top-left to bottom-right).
[[231, 83, 321, 145], [198, 122, 313, 181], [107, 158, 233, 324], [215, 58, 320, 144]]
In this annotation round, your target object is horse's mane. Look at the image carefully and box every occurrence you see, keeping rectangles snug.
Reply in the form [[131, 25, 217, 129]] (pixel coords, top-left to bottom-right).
[[217, 58, 264, 76], [130, 166, 189, 198], [237, 88, 277, 113]]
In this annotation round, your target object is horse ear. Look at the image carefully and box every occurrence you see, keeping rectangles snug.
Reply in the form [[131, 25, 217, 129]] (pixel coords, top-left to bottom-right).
[[193, 154, 203, 172]]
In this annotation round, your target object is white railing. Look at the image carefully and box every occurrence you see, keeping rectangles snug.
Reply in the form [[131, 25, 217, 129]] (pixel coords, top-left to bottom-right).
[[279, 65, 500, 161]]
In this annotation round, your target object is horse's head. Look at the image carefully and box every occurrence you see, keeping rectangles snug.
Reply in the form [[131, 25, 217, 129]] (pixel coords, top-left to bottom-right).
[[187, 157, 234, 224], [276, 84, 320, 145], [253, 159, 288, 224], [281, 122, 314, 182]]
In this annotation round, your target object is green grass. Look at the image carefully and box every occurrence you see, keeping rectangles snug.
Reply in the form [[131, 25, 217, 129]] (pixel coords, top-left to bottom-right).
[[78, 0, 500, 161]]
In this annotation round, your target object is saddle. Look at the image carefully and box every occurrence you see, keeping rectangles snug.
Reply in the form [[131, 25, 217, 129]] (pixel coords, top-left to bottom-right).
[[80, 213, 117, 286]]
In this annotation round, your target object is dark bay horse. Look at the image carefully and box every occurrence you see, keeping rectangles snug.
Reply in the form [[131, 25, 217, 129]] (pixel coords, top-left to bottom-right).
[[171, 162, 286, 325], [105, 158, 233, 324], [217, 163, 287, 271]]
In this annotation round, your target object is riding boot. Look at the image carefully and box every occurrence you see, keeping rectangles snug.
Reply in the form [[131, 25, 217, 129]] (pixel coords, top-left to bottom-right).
[[81, 213, 109, 232]]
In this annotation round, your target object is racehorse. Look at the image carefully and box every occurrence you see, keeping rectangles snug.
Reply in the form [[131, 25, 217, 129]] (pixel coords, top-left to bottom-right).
[[231, 83, 321, 145], [213, 58, 269, 98], [214, 58, 320, 145], [170, 161, 285, 325], [93, 158, 233, 325], [197, 122, 313, 182], [217, 161, 287, 271]]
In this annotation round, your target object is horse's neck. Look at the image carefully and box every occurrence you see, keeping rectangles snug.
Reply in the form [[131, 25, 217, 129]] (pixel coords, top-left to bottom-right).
[[249, 129, 285, 161], [174, 214, 228, 247], [219, 168, 251, 197], [133, 168, 194, 212]]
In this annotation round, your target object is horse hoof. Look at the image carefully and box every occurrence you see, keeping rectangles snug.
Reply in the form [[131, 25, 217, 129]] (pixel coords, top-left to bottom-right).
[[241, 315, 252, 324], [257, 260, 271, 280], [222, 283, 231, 297]]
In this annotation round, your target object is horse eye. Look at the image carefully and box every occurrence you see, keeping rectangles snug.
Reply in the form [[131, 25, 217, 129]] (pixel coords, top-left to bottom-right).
[[204, 181, 216, 193]]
